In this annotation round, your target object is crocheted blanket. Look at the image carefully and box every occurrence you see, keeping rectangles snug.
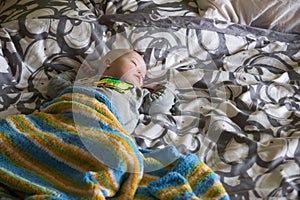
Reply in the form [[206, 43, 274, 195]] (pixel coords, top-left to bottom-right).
[[0, 86, 229, 200]]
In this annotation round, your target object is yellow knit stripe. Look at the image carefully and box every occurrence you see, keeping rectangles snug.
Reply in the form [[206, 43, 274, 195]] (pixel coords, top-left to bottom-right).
[[155, 182, 193, 200], [134, 195, 157, 200], [139, 174, 160, 187], [201, 182, 228, 199], [0, 167, 58, 196], [117, 171, 143, 199], [92, 169, 120, 197], [188, 197, 200, 200], [187, 162, 212, 188], [0, 131, 96, 197], [186, 162, 227, 199]]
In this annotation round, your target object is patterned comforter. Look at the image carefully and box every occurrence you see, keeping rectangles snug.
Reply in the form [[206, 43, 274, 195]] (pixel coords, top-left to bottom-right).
[[0, 0, 299, 199]]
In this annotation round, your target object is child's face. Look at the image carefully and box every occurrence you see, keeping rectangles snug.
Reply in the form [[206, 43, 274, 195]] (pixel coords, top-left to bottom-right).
[[103, 51, 147, 87]]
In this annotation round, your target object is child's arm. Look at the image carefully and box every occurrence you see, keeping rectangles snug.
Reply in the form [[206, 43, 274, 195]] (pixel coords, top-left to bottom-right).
[[46, 69, 77, 99], [141, 82, 176, 115]]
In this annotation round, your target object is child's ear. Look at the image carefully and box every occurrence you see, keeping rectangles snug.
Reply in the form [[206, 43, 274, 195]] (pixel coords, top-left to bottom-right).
[[103, 58, 111, 68]]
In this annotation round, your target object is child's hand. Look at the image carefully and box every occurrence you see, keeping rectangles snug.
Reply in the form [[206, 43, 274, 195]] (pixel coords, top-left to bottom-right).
[[142, 83, 160, 91], [141, 81, 176, 115], [143, 82, 175, 91]]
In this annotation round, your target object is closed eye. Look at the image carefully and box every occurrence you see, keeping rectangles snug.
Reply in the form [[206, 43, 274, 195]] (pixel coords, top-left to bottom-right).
[[131, 60, 137, 66], [130, 57, 139, 66]]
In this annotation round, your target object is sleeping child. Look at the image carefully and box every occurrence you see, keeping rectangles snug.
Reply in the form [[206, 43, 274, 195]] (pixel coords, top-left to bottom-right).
[[47, 49, 176, 134], [0, 49, 229, 199]]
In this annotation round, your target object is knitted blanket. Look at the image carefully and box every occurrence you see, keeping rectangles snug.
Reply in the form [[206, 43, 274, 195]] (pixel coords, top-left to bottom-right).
[[0, 86, 229, 200]]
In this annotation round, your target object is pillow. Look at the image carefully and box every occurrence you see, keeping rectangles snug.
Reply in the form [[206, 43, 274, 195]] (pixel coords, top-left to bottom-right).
[[196, 0, 300, 33]]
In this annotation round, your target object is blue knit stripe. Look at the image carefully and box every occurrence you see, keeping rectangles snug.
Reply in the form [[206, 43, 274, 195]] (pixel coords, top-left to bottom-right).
[[148, 172, 197, 200]]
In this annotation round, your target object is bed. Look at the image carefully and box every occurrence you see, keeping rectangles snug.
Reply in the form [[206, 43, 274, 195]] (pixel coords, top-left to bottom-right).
[[0, 0, 299, 199]]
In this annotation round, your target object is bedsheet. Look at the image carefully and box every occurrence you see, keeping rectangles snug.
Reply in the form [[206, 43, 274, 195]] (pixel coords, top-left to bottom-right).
[[0, 0, 300, 199]]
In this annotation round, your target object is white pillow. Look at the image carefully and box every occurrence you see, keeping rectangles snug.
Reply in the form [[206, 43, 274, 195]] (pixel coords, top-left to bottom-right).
[[196, 0, 300, 33]]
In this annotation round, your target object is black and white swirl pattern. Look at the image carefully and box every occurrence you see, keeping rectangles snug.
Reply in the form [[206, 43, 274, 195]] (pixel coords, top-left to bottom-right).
[[0, 0, 299, 199]]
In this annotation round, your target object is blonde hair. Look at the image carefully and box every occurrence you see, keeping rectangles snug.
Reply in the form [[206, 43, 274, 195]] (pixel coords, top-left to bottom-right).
[[97, 49, 133, 73], [103, 49, 133, 62]]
